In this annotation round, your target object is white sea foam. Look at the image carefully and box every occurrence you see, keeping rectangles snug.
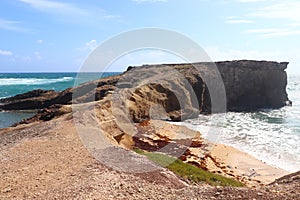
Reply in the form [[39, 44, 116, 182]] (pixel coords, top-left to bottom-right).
[[180, 110, 300, 173], [0, 77, 74, 86], [173, 75, 300, 173]]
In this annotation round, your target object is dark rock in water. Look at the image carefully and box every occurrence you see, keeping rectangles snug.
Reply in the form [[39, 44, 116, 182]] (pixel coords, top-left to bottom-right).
[[0, 75, 120, 111], [0, 89, 54, 102], [0, 60, 290, 123], [0, 89, 74, 111], [286, 100, 292, 106], [12, 104, 72, 126], [0, 89, 60, 110]]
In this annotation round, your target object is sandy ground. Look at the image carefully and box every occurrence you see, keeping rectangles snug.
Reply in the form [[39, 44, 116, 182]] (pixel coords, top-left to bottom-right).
[[133, 120, 288, 187], [210, 144, 289, 186], [0, 109, 297, 199]]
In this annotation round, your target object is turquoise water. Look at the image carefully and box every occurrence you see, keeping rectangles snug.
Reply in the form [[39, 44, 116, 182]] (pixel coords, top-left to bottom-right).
[[0, 72, 120, 128], [1, 72, 299, 173], [0, 72, 119, 99]]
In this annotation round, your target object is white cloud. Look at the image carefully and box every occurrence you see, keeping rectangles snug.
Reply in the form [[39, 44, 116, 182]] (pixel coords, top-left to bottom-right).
[[230, 0, 300, 38], [288, 22, 300, 27], [85, 40, 98, 51], [19, 0, 87, 16], [250, 1, 300, 23], [75, 40, 99, 67], [34, 51, 42, 60], [226, 19, 254, 24], [18, 0, 118, 24], [0, 49, 13, 56], [244, 28, 283, 34], [77, 40, 98, 52], [244, 28, 300, 38], [262, 30, 300, 38], [0, 18, 27, 32], [132, 0, 168, 3], [36, 39, 43, 44]]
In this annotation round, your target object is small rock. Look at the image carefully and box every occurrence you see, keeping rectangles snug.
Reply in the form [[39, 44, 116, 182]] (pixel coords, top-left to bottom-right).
[[2, 188, 12, 193]]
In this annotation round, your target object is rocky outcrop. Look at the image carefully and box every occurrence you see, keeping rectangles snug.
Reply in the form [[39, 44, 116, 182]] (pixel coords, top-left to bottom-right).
[[217, 60, 290, 111], [120, 60, 290, 121], [11, 104, 72, 126], [270, 171, 300, 185], [0, 60, 290, 123], [0, 74, 120, 110], [0, 89, 61, 110]]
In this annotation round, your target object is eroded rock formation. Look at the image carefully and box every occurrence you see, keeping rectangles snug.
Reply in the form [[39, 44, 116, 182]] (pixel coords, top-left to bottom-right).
[[217, 60, 290, 111], [0, 60, 290, 123]]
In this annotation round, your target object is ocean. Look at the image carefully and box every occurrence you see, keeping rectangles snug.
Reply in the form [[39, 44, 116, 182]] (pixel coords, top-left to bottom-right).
[[0, 72, 299, 173], [178, 75, 300, 173], [0, 72, 119, 128]]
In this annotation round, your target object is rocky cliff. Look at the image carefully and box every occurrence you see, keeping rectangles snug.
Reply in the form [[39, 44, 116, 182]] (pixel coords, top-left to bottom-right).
[[111, 60, 290, 122], [217, 60, 290, 111], [0, 60, 290, 123]]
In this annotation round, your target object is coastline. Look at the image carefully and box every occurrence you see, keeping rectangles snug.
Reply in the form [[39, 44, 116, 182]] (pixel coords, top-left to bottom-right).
[[0, 61, 298, 198], [0, 104, 289, 186], [0, 110, 37, 129], [0, 117, 287, 186], [172, 112, 300, 174], [139, 120, 289, 187], [0, 101, 296, 199], [209, 144, 288, 186]]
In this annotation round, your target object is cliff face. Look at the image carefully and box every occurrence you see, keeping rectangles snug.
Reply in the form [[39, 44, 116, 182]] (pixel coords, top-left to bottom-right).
[[0, 60, 290, 123], [121, 60, 290, 121], [216, 60, 289, 111]]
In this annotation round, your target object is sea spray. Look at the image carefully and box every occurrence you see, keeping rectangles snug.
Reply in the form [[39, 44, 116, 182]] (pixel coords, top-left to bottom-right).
[[179, 75, 300, 172]]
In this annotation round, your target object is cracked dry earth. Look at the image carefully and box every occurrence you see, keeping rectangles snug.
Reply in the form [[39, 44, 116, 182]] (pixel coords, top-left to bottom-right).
[[0, 114, 300, 200]]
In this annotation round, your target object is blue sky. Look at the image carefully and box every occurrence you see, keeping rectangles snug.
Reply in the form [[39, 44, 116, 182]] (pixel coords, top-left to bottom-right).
[[0, 0, 299, 74]]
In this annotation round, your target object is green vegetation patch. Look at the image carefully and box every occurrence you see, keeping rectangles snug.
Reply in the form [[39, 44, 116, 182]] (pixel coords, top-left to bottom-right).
[[134, 149, 244, 187]]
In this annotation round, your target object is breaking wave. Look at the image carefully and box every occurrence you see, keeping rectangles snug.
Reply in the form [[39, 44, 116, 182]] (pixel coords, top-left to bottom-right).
[[0, 77, 74, 86]]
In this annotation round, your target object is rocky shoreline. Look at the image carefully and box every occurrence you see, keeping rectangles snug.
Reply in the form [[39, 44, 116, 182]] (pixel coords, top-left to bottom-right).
[[0, 60, 291, 121], [1, 107, 299, 199], [0, 60, 299, 199]]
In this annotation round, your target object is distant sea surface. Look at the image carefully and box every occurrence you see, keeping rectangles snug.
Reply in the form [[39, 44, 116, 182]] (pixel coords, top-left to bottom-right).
[[0, 72, 120, 128]]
